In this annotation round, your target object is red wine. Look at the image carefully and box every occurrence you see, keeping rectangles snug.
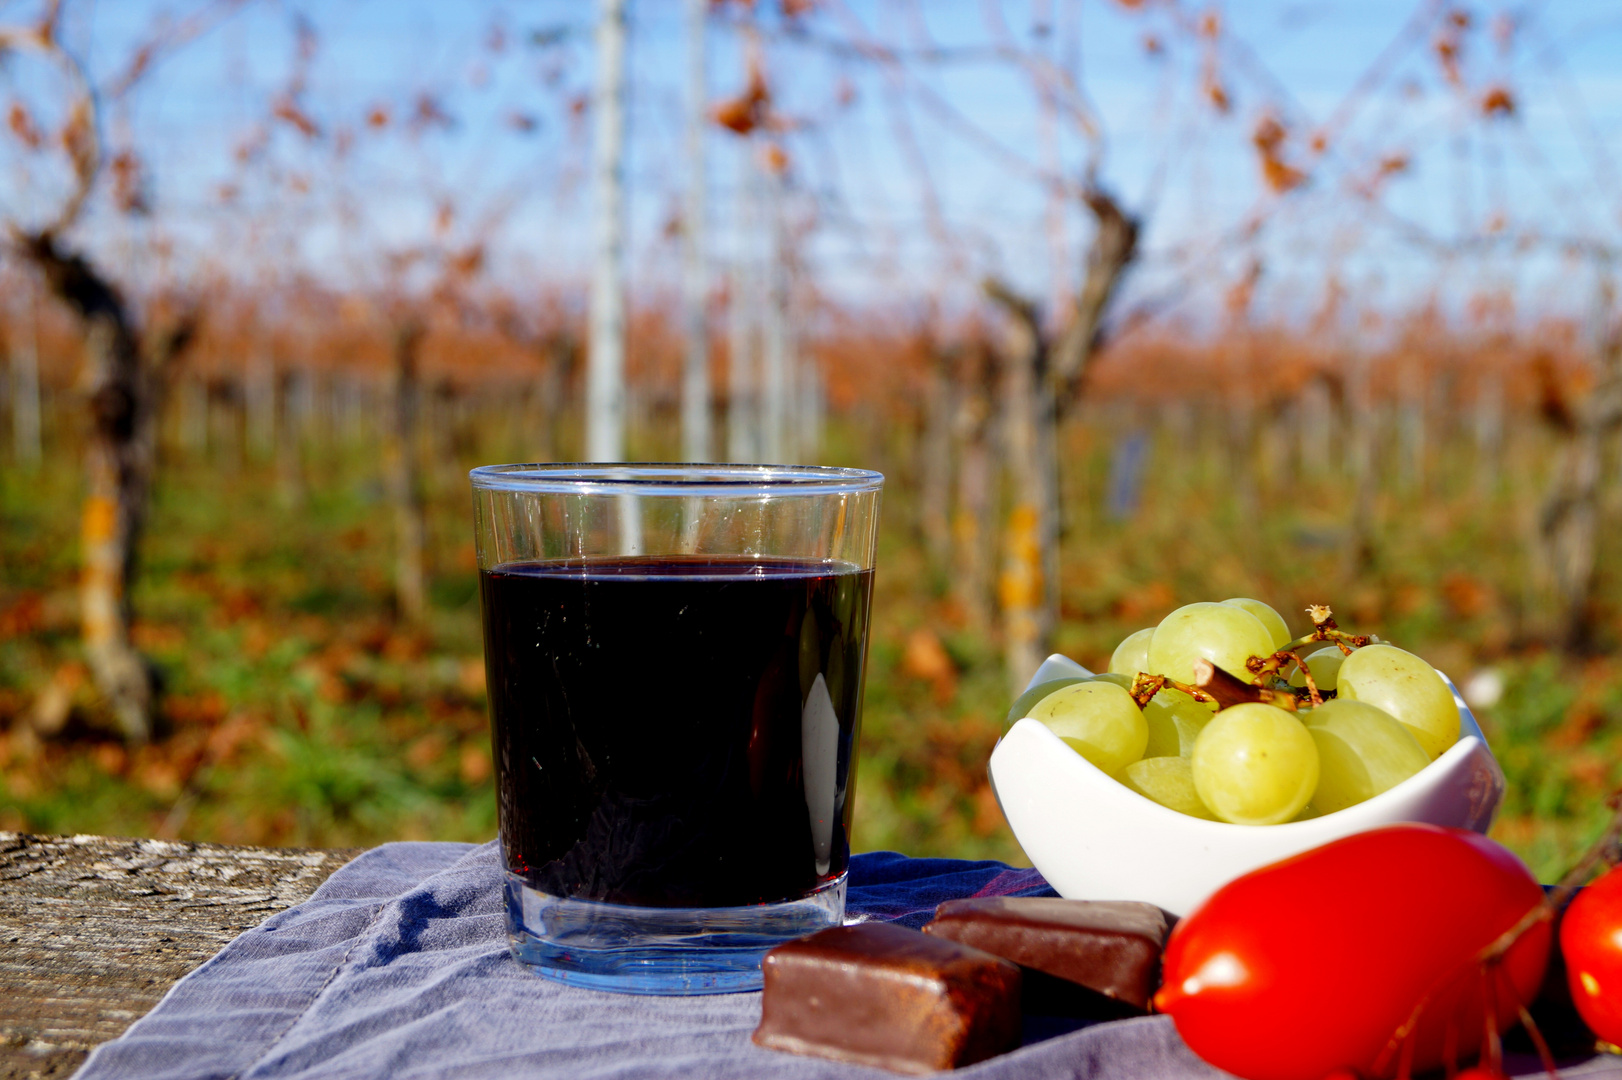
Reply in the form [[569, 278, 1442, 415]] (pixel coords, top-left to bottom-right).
[[482, 556, 873, 908]]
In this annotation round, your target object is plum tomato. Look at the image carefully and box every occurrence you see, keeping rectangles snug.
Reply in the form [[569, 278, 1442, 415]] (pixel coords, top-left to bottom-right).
[[1154, 824, 1550, 1080], [1561, 862, 1622, 1045]]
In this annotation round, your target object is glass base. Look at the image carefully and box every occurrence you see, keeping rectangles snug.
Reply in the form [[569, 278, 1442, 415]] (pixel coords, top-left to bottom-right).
[[504, 871, 847, 995]]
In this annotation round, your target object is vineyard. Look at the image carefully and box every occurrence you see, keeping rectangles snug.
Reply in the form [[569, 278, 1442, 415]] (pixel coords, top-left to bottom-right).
[[3, 306, 1621, 882], [2, 0, 1622, 885]]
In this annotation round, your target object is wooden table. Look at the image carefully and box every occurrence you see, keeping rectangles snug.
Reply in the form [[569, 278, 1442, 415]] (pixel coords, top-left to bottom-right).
[[0, 833, 358, 1080]]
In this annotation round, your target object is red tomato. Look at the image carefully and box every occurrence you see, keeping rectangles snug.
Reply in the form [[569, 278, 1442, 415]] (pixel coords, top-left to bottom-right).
[[1561, 862, 1622, 1045], [1154, 824, 1550, 1080]]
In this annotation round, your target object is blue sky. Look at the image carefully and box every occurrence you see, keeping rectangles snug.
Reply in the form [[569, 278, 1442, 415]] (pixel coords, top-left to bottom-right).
[[2, 0, 1620, 334]]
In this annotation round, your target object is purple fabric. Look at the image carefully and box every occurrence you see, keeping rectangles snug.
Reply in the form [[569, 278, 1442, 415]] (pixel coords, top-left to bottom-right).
[[71, 841, 1622, 1080]]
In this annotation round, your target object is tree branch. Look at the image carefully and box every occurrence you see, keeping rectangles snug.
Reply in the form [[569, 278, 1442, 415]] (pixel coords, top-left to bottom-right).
[[1051, 185, 1138, 393]]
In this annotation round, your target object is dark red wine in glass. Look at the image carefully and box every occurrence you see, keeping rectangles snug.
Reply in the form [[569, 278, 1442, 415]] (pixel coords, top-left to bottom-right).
[[482, 555, 873, 909]]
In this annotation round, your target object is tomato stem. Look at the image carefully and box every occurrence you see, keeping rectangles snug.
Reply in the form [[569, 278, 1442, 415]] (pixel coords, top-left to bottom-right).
[[1479, 790, 1622, 968], [1480, 965, 1503, 1077], [1501, 965, 1559, 1079]]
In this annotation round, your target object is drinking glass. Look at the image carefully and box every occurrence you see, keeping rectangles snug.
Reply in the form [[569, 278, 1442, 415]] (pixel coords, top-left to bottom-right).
[[470, 464, 883, 994]]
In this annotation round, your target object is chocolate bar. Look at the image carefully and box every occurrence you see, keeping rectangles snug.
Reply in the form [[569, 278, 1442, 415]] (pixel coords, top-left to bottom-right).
[[923, 897, 1169, 1014], [752, 922, 1022, 1074]]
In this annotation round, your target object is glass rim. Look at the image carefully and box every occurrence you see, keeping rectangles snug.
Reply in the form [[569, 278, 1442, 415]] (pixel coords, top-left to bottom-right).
[[469, 462, 885, 497]]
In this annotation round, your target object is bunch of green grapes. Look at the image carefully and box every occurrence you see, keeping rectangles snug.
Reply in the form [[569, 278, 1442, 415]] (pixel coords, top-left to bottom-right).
[[1006, 599, 1462, 826]]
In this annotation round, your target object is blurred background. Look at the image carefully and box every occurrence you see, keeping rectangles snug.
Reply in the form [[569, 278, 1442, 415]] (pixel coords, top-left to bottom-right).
[[1, 0, 1621, 881]]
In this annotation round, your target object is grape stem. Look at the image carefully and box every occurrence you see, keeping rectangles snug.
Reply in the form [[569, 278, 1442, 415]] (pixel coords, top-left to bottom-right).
[[1244, 606, 1370, 703], [1127, 672, 1214, 709], [1244, 650, 1326, 706], [1293, 651, 1325, 706], [1277, 604, 1376, 656], [1191, 658, 1299, 711]]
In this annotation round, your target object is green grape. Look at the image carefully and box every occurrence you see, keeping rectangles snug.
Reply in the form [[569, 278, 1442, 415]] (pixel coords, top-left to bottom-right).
[[1142, 691, 1214, 758], [1222, 598, 1292, 652], [1028, 681, 1149, 774], [1336, 644, 1460, 759], [1148, 602, 1276, 685], [1301, 698, 1430, 815], [1288, 645, 1346, 692], [1088, 672, 1134, 691], [1109, 628, 1155, 677], [1005, 677, 1086, 727], [1118, 756, 1218, 820], [1191, 703, 1319, 826]]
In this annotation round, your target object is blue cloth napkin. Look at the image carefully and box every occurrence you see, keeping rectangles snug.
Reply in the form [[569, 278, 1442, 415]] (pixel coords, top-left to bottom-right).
[[74, 843, 1618, 1080], [73, 841, 1224, 1080]]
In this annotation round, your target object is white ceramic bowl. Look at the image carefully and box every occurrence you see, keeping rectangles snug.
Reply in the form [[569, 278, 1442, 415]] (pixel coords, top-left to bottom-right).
[[988, 654, 1506, 916]]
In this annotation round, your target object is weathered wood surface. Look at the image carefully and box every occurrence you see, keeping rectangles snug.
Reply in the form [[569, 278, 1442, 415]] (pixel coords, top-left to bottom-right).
[[0, 833, 358, 1080]]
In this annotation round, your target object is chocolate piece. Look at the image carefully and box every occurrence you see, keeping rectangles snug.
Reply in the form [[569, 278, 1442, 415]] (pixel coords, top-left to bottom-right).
[[923, 897, 1168, 1013], [752, 922, 1022, 1074]]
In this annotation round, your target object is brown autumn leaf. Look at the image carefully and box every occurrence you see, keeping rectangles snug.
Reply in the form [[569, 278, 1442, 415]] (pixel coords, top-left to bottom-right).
[[714, 64, 770, 135], [1440, 572, 1495, 619], [713, 97, 754, 135], [1253, 114, 1286, 154], [367, 105, 390, 129], [411, 94, 454, 132], [1481, 85, 1515, 118], [1252, 114, 1306, 193], [971, 782, 1005, 837], [448, 246, 484, 279], [7, 102, 44, 150], [0, 592, 45, 639], [901, 628, 958, 704], [1433, 33, 1462, 85], [110, 149, 149, 215], [273, 96, 321, 139], [901, 628, 955, 684], [1378, 152, 1410, 176], [60, 97, 97, 183], [407, 732, 448, 771], [1263, 162, 1305, 192], [460, 742, 492, 784], [761, 141, 789, 175]]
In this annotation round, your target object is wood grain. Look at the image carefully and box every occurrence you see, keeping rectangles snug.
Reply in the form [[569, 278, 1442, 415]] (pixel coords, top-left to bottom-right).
[[0, 832, 358, 1080]]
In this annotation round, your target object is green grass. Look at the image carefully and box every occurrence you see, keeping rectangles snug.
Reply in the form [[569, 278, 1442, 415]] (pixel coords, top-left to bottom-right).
[[2, 416, 1620, 884]]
